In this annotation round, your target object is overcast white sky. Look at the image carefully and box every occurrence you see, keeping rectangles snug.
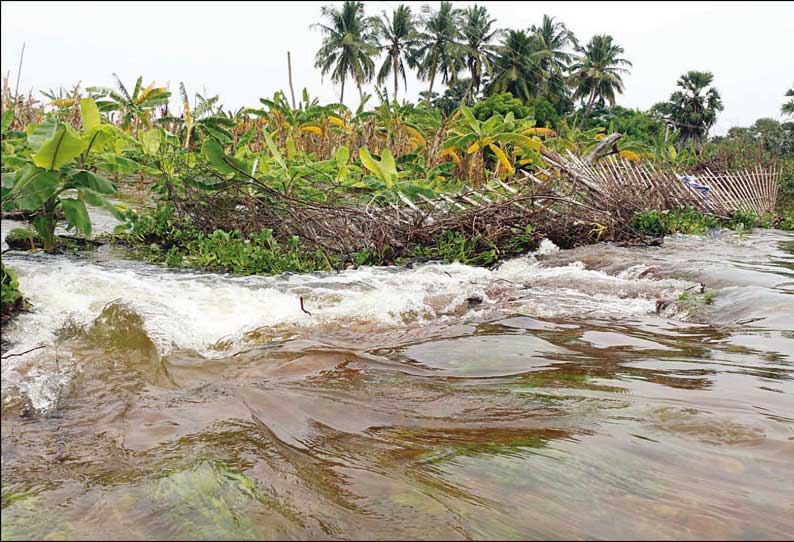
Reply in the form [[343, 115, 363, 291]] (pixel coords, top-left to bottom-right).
[[2, 1, 793, 134]]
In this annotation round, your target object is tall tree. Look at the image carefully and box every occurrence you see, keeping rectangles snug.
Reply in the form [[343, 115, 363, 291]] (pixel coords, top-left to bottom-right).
[[570, 34, 631, 123], [373, 4, 421, 102], [783, 84, 794, 118], [487, 30, 544, 102], [416, 1, 463, 104], [460, 5, 500, 103], [312, 1, 379, 104], [653, 70, 724, 152], [530, 14, 578, 108]]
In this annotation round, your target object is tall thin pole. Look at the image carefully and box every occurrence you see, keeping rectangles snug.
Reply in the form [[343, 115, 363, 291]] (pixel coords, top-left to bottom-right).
[[287, 51, 297, 109], [13, 42, 26, 116]]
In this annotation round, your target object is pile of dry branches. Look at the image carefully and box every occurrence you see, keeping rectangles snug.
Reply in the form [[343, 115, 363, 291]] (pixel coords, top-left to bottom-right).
[[174, 145, 779, 263]]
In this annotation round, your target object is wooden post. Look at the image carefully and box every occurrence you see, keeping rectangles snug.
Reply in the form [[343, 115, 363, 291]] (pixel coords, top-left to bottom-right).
[[12, 42, 25, 118], [287, 51, 296, 109]]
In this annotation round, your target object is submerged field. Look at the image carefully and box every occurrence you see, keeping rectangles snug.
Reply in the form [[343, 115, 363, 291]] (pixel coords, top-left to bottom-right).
[[2, 209, 793, 539]]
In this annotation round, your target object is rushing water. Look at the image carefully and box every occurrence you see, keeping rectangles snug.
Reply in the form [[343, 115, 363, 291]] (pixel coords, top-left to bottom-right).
[[1, 214, 793, 540]]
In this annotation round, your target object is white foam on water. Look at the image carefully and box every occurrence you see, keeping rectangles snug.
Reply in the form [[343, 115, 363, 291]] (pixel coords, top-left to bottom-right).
[[3, 248, 687, 356], [1, 241, 694, 411]]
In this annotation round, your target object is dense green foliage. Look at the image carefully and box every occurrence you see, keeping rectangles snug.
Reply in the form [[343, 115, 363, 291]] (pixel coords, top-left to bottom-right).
[[471, 93, 531, 121], [117, 205, 333, 274], [630, 206, 792, 237], [1, 263, 21, 309], [1, 261, 26, 325]]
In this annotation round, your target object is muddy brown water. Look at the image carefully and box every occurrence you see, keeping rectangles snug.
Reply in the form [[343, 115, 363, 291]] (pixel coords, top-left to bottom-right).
[[1, 217, 792, 540]]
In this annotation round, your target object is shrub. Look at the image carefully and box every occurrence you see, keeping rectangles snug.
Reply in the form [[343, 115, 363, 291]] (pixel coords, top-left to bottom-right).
[[728, 209, 758, 230], [4, 228, 42, 251], [664, 207, 721, 234], [631, 210, 666, 236], [779, 210, 794, 230], [471, 93, 531, 121], [1, 263, 24, 324]]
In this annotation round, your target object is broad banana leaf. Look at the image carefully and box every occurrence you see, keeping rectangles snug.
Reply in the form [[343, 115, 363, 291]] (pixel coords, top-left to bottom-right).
[[33, 125, 86, 170], [60, 198, 92, 236]]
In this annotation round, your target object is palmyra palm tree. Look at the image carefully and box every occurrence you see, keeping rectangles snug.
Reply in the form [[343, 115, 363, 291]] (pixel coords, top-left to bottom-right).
[[654, 70, 724, 152], [570, 34, 632, 123], [312, 0, 379, 104], [373, 4, 422, 102]]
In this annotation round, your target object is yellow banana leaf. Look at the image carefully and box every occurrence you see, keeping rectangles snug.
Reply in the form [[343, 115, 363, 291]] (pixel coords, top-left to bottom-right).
[[403, 125, 426, 146], [440, 148, 462, 165], [301, 126, 323, 136], [50, 98, 75, 108], [619, 150, 641, 162], [488, 143, 515, 175], [137, 84, 154, 104], [522, 127, 556, 137]]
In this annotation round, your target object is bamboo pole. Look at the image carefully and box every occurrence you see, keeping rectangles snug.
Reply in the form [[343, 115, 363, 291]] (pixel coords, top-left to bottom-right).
[[12, 42, 25, 120], [287, 51, 297, 110]]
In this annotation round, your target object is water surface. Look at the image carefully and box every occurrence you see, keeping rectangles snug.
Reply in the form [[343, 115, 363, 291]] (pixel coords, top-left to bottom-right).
[[2, 224, 792, 540]]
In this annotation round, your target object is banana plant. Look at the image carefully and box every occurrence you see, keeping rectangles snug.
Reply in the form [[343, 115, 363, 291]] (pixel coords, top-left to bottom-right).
[[359, 147, 398, 189], [444, 105, 542, 178], [202, 130, 361, 202], [1, 110, 29, 172], [40, 83, 84, 125], [1, 99, 127, 251], [358, 147, 438, 201], [157, 83, 234, 149], [87, 74, 171, 136]]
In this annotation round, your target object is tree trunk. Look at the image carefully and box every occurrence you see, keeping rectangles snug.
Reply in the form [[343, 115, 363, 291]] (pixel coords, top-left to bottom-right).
[[585, 133, 623, 164], [393, 49, 399, 102], [463, 76, 475, 105], [340, 77, 345, 105], [579, 90, 597, 128], [427, 63, 437, 105]]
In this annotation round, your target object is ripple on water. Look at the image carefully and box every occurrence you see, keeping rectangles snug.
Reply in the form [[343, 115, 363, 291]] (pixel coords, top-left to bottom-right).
[[647, 407, 767, 445], [402, 334, 567, 377]]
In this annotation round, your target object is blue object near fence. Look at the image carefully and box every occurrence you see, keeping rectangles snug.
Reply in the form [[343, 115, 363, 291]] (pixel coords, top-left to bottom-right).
[[679, 175, 711, 197]]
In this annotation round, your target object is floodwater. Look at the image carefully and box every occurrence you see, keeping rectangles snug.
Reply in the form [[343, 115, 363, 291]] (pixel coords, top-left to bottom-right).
[[1, 213, 793, 540]]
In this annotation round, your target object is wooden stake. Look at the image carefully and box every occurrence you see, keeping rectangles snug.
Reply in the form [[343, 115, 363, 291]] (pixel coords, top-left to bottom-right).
[[12, 42, 25, 118], [287, 50, 296, 109]]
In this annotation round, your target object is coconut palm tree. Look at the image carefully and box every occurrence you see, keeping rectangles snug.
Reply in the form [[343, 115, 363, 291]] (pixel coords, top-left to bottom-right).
[[570, 34, 631, 124], [373, 4, 421, 102], [312, 1, 379, 105], [415, 1, 463, 105], [653, 70, 723, 153], [487, 30, 544, 102], [460, 5, 500, 103], [530, 15, 578, 108], [783, 85, 794, 118]]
